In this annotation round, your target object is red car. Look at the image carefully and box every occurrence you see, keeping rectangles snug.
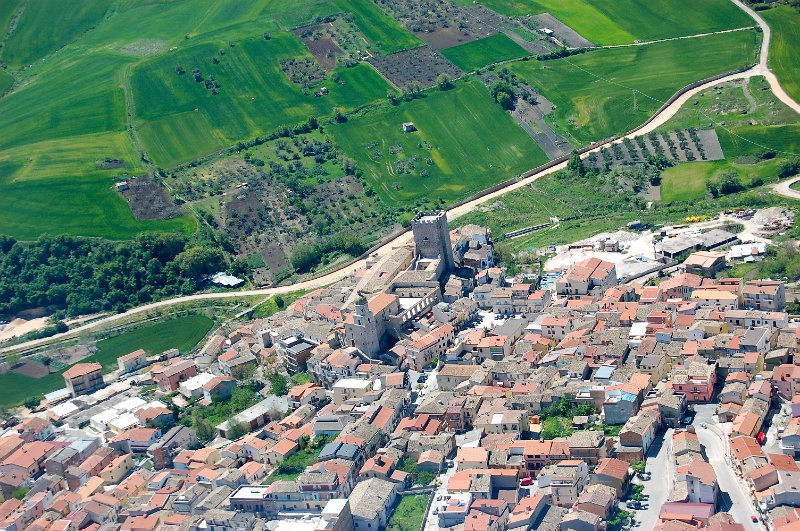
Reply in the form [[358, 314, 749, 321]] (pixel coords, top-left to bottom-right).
[[520, 477, 533, 486], [757, 431, 766, 445]]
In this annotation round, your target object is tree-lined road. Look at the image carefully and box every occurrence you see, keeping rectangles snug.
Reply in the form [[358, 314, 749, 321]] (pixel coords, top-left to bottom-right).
[[3, 0, 798, 356]]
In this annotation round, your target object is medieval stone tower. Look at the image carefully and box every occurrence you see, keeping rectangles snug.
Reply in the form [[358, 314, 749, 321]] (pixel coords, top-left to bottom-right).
[[412, 211, 455, 271]]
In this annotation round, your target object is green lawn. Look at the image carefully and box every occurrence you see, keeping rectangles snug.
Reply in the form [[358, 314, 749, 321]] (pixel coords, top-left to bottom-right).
[[329, 80, 547, 205], [509, 31, 759, 146], [762, 6, 800, 105], [441, 33, 528, 71], [387, 495, 430, 531], [0, 314, 213, 407], [458, 0, 753, 45], [132, 32, 390, 167]]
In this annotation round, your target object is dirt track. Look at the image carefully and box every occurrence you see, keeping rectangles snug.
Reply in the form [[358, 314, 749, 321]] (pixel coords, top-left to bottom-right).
[[3, 0, 798, 356]]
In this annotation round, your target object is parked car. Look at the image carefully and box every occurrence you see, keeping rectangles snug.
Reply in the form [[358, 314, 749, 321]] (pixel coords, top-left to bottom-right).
[[520, 477, 533, 486]]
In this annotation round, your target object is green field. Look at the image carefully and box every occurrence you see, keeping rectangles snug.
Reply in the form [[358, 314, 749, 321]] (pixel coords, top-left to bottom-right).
[[459, 0, 753, 45], [0, 0, 115, 69], [718, 124, 800, 159], [332, 0, 422, 54], [509, 31, 759, 145], [660, 159, 785, 202], [0, 0, 411, 240], [441, 33, 528, 71], [132, 32, 390, 167], [330, 80, 547, 205], [762, 6, 800, 106], [387, 495, 430, 531], [0, 314, 213, 407], [0, 70, 12, 94]]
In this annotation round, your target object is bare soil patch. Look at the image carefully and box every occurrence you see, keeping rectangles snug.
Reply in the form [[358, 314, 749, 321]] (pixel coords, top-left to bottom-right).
[[370, 46, 462, 88], [97, 159, 126, 169], [12, 360, 49, 379], [295, 24, 344, 70], [120, 174, 185, 221], [416, 27, 477, 49]]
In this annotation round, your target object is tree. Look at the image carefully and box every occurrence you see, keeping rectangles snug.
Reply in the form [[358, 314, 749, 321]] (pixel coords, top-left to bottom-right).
[[274, 295, 285, 309], [437, 73, 452, 91], [267, 372, 288, 396], [630, 460, 646, 474], [497, 91, 513, 110], [567, 150, 586, 177], [226, 420, 249, 440], [24, 395, 41, 410], [172, 246, 225, 279], [263, 32, 271, 40], [716, 171, 745, 195], [192, 409, 214, 442]]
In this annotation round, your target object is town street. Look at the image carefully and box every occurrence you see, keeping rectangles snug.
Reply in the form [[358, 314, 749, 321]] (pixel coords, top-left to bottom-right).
[[693, 404, 761, 530], [635, 428, 673, 530]]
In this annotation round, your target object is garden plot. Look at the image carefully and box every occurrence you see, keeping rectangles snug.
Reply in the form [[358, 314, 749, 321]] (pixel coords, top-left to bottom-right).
[[375, 0, 494, 49], [466, 6, 552, 55], [120, 174, 185, 221], [294, 16, 371, 70], [370, 46, 462, 88], [585, 128, 725, 170], [531, 13, 593, 48]]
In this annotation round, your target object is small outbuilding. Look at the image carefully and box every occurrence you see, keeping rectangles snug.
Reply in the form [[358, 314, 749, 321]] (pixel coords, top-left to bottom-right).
[[402, 122, 416, 133]]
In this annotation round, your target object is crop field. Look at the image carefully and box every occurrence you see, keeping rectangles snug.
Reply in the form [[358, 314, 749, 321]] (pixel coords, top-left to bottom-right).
[[441, 33, 528, 71], [718, 124, 800, 160], [762, 6, 800, 105], [0, 0, 115, 69], [0, 70, 12, 94], [329, 80, 547, 205], [0, 314, 213, 407], [660, 159, 785, 202], [509, 31, 759, 145], [332, 0, 423, 54], [458, 0, 753, 44], [132, 33, 390, 167]]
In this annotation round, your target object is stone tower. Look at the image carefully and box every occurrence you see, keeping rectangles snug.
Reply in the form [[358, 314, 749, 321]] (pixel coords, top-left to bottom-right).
[[412, 211, 455, 271], [347, 291, 381, 356]]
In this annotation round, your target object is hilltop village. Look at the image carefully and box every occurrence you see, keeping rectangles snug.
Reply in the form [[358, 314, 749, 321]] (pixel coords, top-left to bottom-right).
[[2, 211, 800, 531]]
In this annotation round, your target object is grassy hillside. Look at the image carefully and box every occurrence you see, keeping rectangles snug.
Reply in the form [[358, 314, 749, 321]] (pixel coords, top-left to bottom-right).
[[762, 5, 800, 105], [1, 0, 115, 69], [441, 33, 529, 71], [460, 0, 753, 44], [509, 31, 759, 145], [330, 80, 547, 205], [132, 32, 390, 167]]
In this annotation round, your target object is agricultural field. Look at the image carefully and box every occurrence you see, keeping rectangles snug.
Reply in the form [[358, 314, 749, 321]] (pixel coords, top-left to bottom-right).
[[0, 314, 213, 407], [441, 33, 528, 71], [509, 31, 759, 145], [660, 159, 785, 202], [0, 0, 417, 241], [329, 80, 548, 205], [762, 5, 800, 105], [132, 33, 391, 168], [458, 0, 753, 45]]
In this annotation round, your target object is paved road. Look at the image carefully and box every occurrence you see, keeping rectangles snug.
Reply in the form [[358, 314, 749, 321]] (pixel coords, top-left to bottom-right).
[[635, 428, 673, 530], [4, 0, 798, 357], [692, 404, 761, 530]]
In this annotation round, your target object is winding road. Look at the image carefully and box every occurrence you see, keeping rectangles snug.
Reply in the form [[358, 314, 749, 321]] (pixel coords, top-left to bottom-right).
[[3, 0, 799, 356]]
